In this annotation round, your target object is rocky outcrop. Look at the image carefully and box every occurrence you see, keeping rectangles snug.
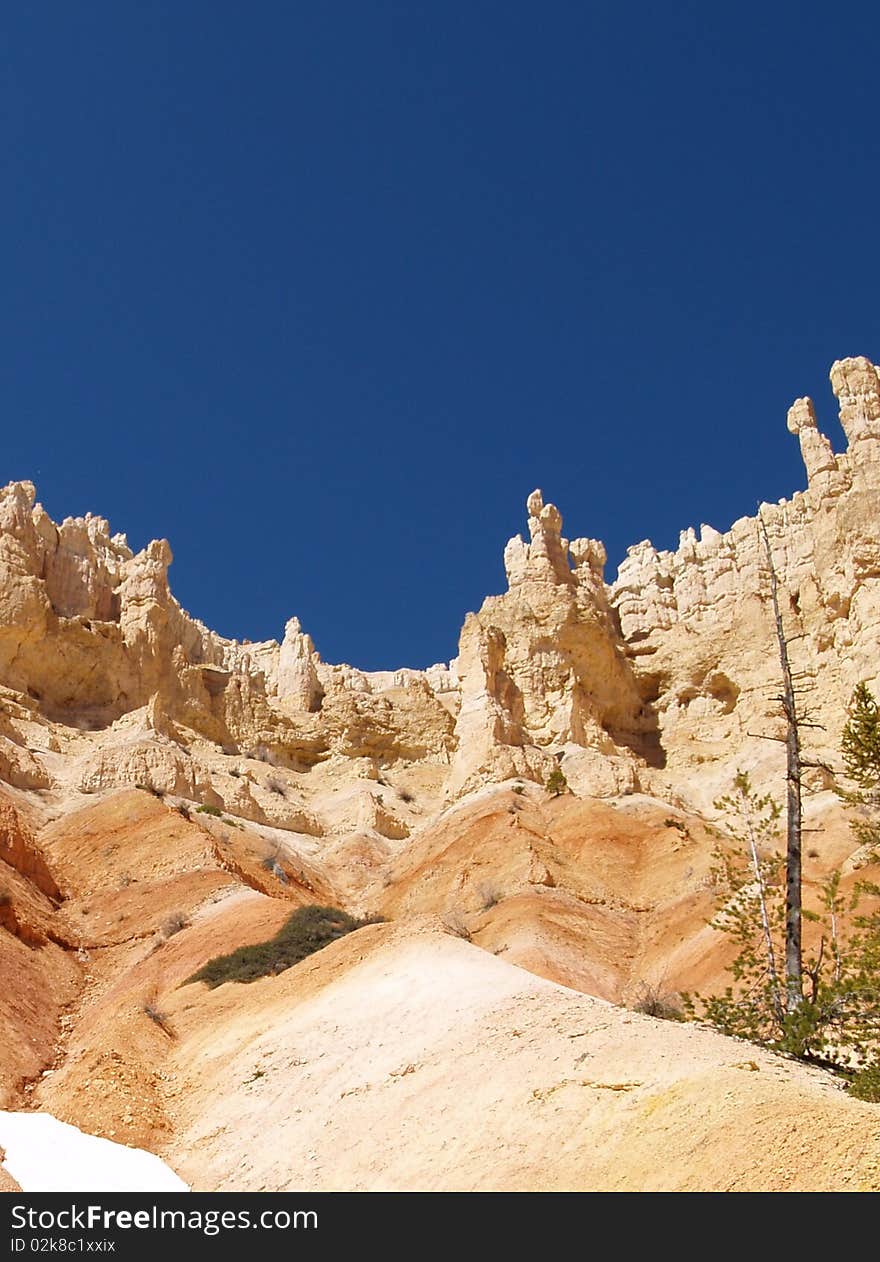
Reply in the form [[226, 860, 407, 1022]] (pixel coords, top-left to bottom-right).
[[77, 739, 223, 805], [277, 618, 323, 712], [0, 481, 458, 792], [610, 354, 880, 798], [0, 483, 230, 723], [447, 490, 648, 797], [830, 355, 880, 453], [0, 789, 60, 900], [0, 352, 878, 817]]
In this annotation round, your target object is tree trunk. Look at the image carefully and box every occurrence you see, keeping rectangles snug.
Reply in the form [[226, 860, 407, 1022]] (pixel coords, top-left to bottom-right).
[[760, 515, 803, 1013]]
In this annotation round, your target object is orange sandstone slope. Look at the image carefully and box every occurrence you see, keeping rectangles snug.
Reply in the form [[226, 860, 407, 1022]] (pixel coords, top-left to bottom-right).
[[157, 922, 880, 1192], [0, 775, 874, 1192], [0, 788, 79, 1098], [7, 788, 336, 1150], [376, 782, 876, 1004]]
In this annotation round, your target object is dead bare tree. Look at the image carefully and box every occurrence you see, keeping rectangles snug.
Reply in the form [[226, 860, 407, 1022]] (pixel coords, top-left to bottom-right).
[[758, 512, 807, 1013]]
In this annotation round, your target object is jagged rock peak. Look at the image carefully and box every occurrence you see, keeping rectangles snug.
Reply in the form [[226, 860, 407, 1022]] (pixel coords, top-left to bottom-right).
[[787, 397, 839, 487], [278, 617, 323, 712], [830, 355, 880, 449], [504, 488, 607, 591]]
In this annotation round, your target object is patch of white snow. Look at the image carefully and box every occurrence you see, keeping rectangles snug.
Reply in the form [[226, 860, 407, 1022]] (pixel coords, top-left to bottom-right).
[[0, 1112, 189, 1192]]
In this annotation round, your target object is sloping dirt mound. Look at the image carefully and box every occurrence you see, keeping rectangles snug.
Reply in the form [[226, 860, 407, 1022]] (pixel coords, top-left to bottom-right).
[[379, 787, 880, 1005], [159, 921, 880, 1192], [379, 789, 723, 999], [40, 789, 219, 894], [5, 787, 328, 1144], [30, 889, 301, 1150]]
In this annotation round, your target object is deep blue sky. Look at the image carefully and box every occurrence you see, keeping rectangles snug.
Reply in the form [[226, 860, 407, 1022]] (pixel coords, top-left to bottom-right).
[[2, 4, 878, 669]]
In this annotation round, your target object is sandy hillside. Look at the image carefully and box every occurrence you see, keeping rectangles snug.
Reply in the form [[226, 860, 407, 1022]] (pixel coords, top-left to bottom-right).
[[377, 784, 871, 1003], [6, 779, 878, 1187], [151, 921, 880, 1192]]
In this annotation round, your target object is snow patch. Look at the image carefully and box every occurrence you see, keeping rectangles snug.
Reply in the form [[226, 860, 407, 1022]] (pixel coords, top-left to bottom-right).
[[0, 1112, 189, 1192]]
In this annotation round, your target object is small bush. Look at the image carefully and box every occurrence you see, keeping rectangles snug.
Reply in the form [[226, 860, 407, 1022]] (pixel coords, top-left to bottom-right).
[[261, 857, 289, 885], [848, 1064, 880, 1102], [196, 804, 222, 817], [176, 804, 191, 820], [546, 767, 568, 797], [161, 911, 188, 938], [185, 905, 370, 988], [512, 784, 526, 795], [441, 910, 472, 941], [476, 881, 502, 910], [265, 776, 286, 796], [142, 1003, 175, 1038], [223, 816, 243, 828], [228, 767, 241, 778], [399, 788, 415, 804], [632, 982, 684, 1022], [135, 783, 163, 797], [663, 817, 688, 834]]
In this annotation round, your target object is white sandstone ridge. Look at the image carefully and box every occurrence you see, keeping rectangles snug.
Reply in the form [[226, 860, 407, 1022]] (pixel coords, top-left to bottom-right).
[[0, 1111, 188, 1192], [0, 353, 877, 813]]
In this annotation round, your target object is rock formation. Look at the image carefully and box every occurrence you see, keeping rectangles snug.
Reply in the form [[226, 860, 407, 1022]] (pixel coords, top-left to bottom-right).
[[1, 353, 880, 1194], [0, 352, 878, 821], [611, 355, 880, 803]]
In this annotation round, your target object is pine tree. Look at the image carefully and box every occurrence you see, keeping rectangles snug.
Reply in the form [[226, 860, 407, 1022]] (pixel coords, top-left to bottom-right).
[[842, 683, 880, 786], [688, 734, 880, 1097], [841, 684, 880, 853], [686, 772, 787, 1043]]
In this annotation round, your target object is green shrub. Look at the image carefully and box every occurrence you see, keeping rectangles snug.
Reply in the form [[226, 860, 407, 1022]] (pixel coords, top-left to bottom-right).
[[546, 766, 568, 797], [185, 905, 373, 988], [195, 804, 222, 817], [848, 1063, 880, 1103]]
